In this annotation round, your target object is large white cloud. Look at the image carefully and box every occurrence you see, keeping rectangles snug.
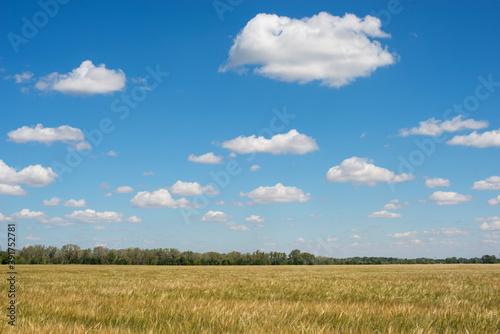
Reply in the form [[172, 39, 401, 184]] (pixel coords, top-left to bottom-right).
[[222, 129, 318, 155], [398, 115, 488, 137], [35, 60, 126, 95], [240, 183, 310, 204], [200, 211, 230, 222], [65, 209, 140, 224], [220, 12, 396, 87], [326, 157, 414, 186], [425, 177, 451, 189], [7, 124, 87, 151], [170, 181, 219, 196], [0, 160, 57, 188], [130, 188, 191, 209], [367, 210, 402, 218], [488, 195, 500, 206], [446, 129, 500, 148], [429, 191, 473, 205], [188, 152, 223, 164], [471, 176, 500, 190]]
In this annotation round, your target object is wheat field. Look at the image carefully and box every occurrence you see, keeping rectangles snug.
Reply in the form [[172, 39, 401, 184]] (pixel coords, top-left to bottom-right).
[[1, 264, 499, 333]]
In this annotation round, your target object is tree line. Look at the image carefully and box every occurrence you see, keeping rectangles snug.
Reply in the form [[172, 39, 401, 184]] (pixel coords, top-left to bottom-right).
[[1, 244, 499, 265]]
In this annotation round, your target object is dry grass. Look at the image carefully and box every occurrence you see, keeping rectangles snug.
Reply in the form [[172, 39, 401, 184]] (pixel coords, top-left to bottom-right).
[[1, 264, 499, 333]]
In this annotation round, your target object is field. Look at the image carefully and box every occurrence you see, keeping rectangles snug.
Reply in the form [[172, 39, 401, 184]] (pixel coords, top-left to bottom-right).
[[1, 265, 499, 333]]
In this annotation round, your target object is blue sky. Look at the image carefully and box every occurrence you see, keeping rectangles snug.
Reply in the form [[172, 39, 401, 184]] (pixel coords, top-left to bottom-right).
[[1, 0, 500, 258]]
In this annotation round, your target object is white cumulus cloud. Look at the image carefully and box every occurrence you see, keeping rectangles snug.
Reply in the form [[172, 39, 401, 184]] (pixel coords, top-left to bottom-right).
[[446, 128, 500, 148], [240, 183, 311, 204], [429, 191, 473, 205], [43, 196, 61, 206], [0, 213, 14, 222], [188, 152, 223, 164], [250, 165, 261, 171], [387, 231, 418, 238], [479, 221, 500, 231], [11, 209, 47, 220], [326, 157, 414, 186], [201, 211, 230, 222], [367, 210, 402, 218], [488, 195, 500, 206], [226, 222, 250, 231], [0, 184, 27, 196], [222, 129, 318, 155], [7, 124, 88, 150], [220, 12, 396, 87], [65, 209, 139, 224], [0, 160, 57, 188], [425, 177, 451, 188], [472, 176, 500, 190], [244, 215, 265, 223], [115, 186, 134, 194], [170, 180, 219, 196], [63, 199, 87, 207], [130, 188, 191, 209], [398, 115, 488, 136], [35, 60, 126, 95]]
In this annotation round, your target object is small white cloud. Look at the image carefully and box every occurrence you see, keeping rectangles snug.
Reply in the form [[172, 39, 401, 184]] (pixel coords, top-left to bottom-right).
[[382, 200, 403, 210], [35, 60, 126, 95], [38, 217, 72, 226], [226, 222, 250, 231], [472, 176, 500, 190], [446, 128, 500, 148], [429, 191, 473, 205], [399, 115, 488, 136], [43, 196, 61, 206], [11, 208, 47, 220], [425, 177, 450, 189], [326, 157, 414, 186], [220, 12, 396, 87], [351, 234, 362, 240], [0, 213, 14, 222], [387, 231, 418, 238], [479, 221, 500, 231], [100, 182, 111, 190], [326, 237, 339, 243], [188, 152, 223, 164], [216, 200, 225, 205], [24, 234, 41, 241], [249, 165, 261, 171], [488, 195, 500, 206], [240, 183, 311, 204], [222, 129, 318, 155], [106, 151, 118, 157], [63, 199, 87, 207], [475, 216, 500, 222], [143, 171, 155, 176], [130, 188, 191, 209], [7, 71, 34, 83], [367, 210, 402, 218], [170, 180, 219, 196], [244, 215, 265, 223], [104, 192, 112, 198], [201, 211, 230, 222], [94, 226, 106, 230], [115, 186, 134, 194], [309, 213, 322, 217], [127, 216, 143, 224], [423, 227, 469, 236]]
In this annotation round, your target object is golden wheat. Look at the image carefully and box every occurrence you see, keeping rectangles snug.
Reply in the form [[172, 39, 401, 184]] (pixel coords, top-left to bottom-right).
[[0, 264, 499, 333]]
